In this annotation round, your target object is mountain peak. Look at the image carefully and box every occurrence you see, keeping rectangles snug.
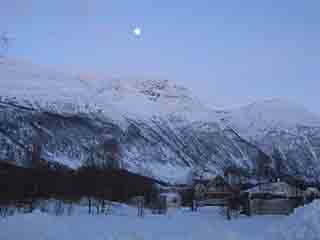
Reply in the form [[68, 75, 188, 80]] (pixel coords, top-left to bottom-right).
[[0, 58, 216, 122]]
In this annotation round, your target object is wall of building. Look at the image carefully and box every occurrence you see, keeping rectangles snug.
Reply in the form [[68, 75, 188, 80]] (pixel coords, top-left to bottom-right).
[[250, 199, 296, 215]]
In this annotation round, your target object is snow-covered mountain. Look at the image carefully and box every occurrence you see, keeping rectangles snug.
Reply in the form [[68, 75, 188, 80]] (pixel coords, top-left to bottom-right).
[[226, 99, 320, 138], [225, 99, 320, 180], [0, 59, 217, 123], [0, 59, 319, 183]]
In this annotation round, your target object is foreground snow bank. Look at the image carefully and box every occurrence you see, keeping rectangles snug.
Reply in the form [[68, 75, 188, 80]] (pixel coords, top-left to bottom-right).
[[266, 200, 320, 240]]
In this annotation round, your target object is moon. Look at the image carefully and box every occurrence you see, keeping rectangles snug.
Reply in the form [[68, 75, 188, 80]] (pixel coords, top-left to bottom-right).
[[133, 27, 142, 37]]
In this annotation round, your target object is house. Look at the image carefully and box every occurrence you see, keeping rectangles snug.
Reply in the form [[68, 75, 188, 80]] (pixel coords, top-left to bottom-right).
[[246, 181, 304, 198], [224, 167, 251, 187], [193, 175, 237, 207], [207, 175, 233, 193], [304, 187, 320, 203], [149, 191, 182, 214], [244, 180, 304, 216], [249, 198, 296, 215], [159, 192, 182, 209], [193, 181, 208, 201]]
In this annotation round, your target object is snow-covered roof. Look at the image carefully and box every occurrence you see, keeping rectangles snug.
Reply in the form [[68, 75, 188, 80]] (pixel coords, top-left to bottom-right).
[[304, 187, 320, 196], [247, 182, 295, 195], [160, 192, 181, 201]]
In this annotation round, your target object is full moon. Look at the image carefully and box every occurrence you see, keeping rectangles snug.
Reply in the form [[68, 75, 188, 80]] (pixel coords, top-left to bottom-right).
[[133, 27, 142, 36]]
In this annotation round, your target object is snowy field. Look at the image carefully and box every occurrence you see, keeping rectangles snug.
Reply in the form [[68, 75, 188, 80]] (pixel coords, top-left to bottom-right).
[[3, 200, 316, 240], [1, 201, 319, 240]]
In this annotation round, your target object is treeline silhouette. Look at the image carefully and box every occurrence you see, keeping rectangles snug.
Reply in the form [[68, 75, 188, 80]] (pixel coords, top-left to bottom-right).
[[0, 161, 166, 212]]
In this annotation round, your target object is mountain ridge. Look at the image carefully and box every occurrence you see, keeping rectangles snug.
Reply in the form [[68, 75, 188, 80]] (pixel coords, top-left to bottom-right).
[[1, 58, 319, 183]]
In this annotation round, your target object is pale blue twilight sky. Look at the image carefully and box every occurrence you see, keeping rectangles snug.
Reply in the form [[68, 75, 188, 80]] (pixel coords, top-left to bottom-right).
[[1, 1, 319, 113]]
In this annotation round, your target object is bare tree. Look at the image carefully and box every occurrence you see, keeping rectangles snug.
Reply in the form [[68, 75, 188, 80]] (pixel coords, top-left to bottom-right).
[[96, 138, 121, 169], [31, 143, 42, 168], [0, 32, 11, 58]]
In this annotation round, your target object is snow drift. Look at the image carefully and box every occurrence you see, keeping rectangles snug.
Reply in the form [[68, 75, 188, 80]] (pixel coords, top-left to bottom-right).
[[266, 200, 320, 240]]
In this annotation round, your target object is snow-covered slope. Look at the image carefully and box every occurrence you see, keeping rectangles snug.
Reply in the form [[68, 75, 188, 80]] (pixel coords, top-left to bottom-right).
[[0, 59, 262, 182], [225, 99, 320, 180], [226, 99, 320, 138], [0, 58, 320, 182]]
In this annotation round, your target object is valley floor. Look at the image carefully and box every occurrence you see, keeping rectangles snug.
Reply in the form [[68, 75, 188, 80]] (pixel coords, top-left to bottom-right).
[[0, 204, 291, 240]]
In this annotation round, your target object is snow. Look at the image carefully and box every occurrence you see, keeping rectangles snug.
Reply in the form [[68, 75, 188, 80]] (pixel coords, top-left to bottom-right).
[[2, 58, 320, 183], [0, 197, 317, 240], [138, 162, 192, 184], [0, 203, 285, 240], [227, 99, 320, 138], [48, 154, 82, 170], [160, 192, 181, 201], [247, 182, 294, 196], [266, 200, 320, 240], [0, 58, 219, 123], [2, 58, 319, 130]]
